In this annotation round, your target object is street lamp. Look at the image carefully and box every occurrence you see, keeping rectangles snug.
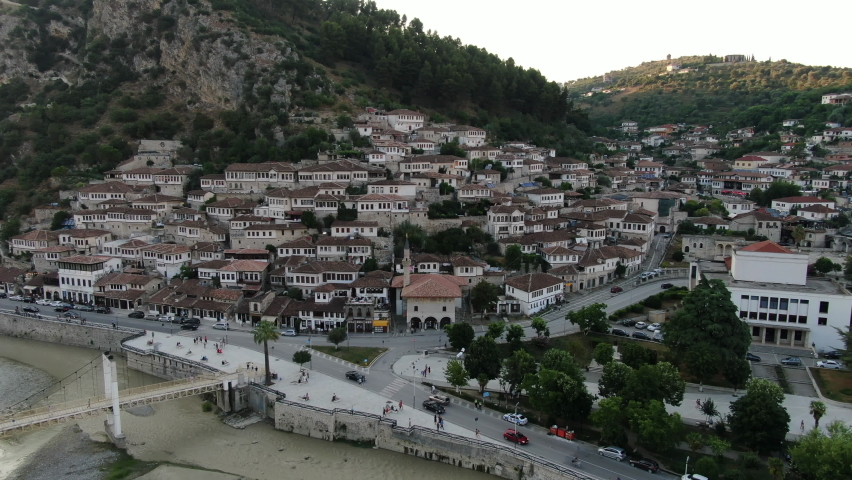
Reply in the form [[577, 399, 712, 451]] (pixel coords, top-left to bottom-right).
[[412, 362, 416, 411], [513, 402, 520, 449], [685, 456, 690, 476]]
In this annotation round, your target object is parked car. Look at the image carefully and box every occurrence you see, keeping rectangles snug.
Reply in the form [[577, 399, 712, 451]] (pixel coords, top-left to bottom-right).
[[639, 272, 651, 280], [22, 297, 34, 303], [36, 299, 51, 305], [422, 400, 445, 414], [345, 371, 366, 383], [647, 323, 661, 332], [653, 268, 663, 275], [503, 430, 529, 445], [281, 329, 298, 336], [610, 286, 623, 293], [598, 446, 627, 461], [22, 306, 39, 313], [0, 292, 6, 298], [816, 360, 842, 369], [55, 306, 70, 312], [620, 319, 637, 327], [611, 328, 629, 337], [632, 331, 651, 340], [95, 306, 111, 314], [77, 305, 95, 312], [502, 413, 528, 425], [661, 283, 674, 289], [629, 458, 660, 473], [128, 311, 145, 319], [49, 301, 65, 307], [9, 295, 23, 301], [213, 322, 229, 330], [682, 475, 710, 480], [429, 395, 450, 405], [145, 314, 159, 321], [663, 233, 671, 238], [634, 322, 647, 330], [157, 314, 175, 323], [821, 350, 842, 359], [781, 357, 803, 366], [746, 353, 762, 362]]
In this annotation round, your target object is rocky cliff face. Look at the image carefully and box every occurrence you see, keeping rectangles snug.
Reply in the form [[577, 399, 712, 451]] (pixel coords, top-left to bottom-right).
[[1, 0, 297, 110]]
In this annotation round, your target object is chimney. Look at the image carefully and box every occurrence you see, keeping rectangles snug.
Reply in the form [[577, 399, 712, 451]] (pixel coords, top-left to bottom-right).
[[402, 235, 412, 288]]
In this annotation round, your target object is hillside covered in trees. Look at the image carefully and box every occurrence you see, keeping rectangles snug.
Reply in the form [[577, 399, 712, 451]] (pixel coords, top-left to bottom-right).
[[0, 0, 591, 219], [569, 56, 852, 134]]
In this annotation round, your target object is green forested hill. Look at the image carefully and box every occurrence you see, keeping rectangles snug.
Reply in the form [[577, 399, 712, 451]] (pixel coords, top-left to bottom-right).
[[0, 0, 590, 221], [569, 56, 852, 133]]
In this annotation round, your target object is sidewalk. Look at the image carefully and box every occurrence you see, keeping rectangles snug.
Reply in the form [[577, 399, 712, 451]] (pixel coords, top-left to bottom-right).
[[123, 335, 488, 440]]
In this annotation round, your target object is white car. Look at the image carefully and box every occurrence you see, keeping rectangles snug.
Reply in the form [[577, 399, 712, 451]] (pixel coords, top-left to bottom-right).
[[50, 301, 65, 307], [502, 413, 528, 425], [9, 295, 23, 301], [647, 323, 661, 332], [682, 475, 709, 480], [816, 360, 842, 369], [634, 322, 647, 330], [281, 329, 298, 336], [36, 299, 51, 305], [598, 446, 627, 461], [653, 268, 663, 275]]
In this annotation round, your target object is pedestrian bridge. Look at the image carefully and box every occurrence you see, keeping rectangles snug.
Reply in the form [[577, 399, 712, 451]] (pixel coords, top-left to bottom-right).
[[0, 374, 230, 437]]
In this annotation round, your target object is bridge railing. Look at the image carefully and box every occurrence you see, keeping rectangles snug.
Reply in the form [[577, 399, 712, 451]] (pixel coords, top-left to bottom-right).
[[122, 344, 222, 374], [0, 309, 145, 335], [2, 374, 222, 424]]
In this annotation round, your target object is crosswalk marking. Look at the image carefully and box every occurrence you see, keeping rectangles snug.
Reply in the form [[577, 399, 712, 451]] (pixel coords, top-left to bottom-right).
[[379, 378, 409, 397]]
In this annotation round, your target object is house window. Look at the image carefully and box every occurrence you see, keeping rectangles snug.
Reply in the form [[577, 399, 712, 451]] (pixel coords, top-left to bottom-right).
[[818, 318, 828, 326], [413, 306, 418, 312], [442, 306, 447, 312], [819, 301, 829, 314], [759, 297, 768, 309]]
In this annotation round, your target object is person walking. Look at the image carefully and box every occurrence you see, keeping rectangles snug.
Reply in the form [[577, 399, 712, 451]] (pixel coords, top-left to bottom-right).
[[399, 400, 403, 411], [801, 420, 805, 432], [433, 414, 437, 426]]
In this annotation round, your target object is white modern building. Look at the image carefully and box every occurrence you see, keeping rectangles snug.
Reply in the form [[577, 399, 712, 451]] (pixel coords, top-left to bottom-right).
[[695, 240, 852, 353], [58, 255, 123, 303], [503, 272, 564, 315]]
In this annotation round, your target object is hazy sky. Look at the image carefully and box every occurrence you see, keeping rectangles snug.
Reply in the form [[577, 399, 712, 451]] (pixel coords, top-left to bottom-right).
[[374, 0, 849, 83]]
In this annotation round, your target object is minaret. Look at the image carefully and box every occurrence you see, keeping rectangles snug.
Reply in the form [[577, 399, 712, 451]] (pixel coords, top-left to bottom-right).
[[402, 235, 412, 287]]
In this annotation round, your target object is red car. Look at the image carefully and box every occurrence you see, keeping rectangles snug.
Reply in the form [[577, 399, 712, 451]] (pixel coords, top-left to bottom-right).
[[503, 429, 529, 445], [610, 286, 623, 293]]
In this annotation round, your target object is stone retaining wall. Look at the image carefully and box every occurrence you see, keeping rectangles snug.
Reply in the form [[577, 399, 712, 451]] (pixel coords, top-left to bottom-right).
[[0, 313, 140, 352], [272, 400, 590, 480]]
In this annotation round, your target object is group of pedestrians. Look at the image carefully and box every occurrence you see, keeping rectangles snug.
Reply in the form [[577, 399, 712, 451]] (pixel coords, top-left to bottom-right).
[[433, 414, 445, 430], [192, 336, 208, 348], [420, 365, 432, 377]]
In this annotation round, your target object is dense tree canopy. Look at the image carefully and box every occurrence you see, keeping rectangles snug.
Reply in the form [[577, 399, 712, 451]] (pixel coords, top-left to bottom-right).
[[729, 378, 790, 453]]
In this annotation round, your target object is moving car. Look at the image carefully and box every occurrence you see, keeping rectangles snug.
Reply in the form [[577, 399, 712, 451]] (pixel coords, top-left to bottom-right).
[[502, 413, 528, 425], [629, 458, 660, 473], [503, 430, 529, 445], [95, 306, 111, 314], [49, 301, 65, 307], [821, 350, 842, 359], [429, 394, 450, 405], [345, 371, 365, 383], [634, 322, 647, 330], [76, 305, 94, 312], [632, 331, 651, 340], [180, 322, 199, 331], [145, 314, 159, 321], [22, 306, 39, 313], [128, 311, 145, 319], [746, 353, 762, 362], [55, 306, 70, 312], [213, 322, 229, 330], [816, 360, 842, 369], [282, 329, 298, 336], [781, 357, 803, 366], [157, 314, 176, 323], [610, 286, 623, 293], [661, 283, 674, 289], [653, 268, 663, 275], [0, 293, 6, 298], [9, 295, 23, 301], [422, 400, 445, 414], [598, 446, 627, 461], [64, 312, 80, 319], [36, 299, 51, 305], [610, 328, 629, 337], [180, 317, 201, 327]]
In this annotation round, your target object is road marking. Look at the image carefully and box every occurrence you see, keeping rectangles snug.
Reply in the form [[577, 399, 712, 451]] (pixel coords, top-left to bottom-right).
[[379, 378, 409, 398]]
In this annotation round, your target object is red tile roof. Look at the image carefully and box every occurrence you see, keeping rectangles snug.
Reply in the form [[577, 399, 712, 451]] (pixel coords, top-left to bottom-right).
[[739, 241, 794, 254]]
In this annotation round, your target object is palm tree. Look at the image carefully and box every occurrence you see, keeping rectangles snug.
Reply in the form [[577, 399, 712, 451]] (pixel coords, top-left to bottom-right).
[[253, 320, 280, 386], [809, 400, 827, 429]]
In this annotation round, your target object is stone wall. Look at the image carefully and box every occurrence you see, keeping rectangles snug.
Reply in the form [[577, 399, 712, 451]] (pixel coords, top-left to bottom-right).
[[123, 346, 220, 381], [0, 313, 141, 352], [272, 400, 585, 480]]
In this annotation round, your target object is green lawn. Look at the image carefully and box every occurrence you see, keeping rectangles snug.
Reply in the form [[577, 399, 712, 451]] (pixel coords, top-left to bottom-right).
[[312, 346, 387, 366], [812, 368, 852, 403]]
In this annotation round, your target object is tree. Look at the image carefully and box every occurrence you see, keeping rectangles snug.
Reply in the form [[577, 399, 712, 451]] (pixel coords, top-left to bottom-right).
[[700, 397, 719, 423], [723, 357, 752, 394], [505, 244, 523, 271], [464, 336, 501, 382], [566, 303, 608, 335], [619, 342, 649, 369], [593, 342, 615, 366], [622, 362, 685, 406], [252, 320, 280, 386], [792, 225, 806, 249], [790, 420, 852, 480], [505, 324, 525, 352], [598, 361, 632, 398], [685, 432, 706, 453], [540, 349, 581, 376], [590, 396, 628, 446], [614, 262, 627, 278], [706, 436, 731, 462], [439, 140, 466, 157], [50, 211, 71, 230], [694, 457, 719, 480], [360, 257, 378, 273], [627, 399, 684, 452], [444, 322, 475, 351], [766, 457, 785, 480], [663, 278, 752, 384], [686, 343, 721, 389], [292, 350, 311, 368], [530, 316, 548, 337], [845, 256, 852, 281], [729, 378, 791, 453], [327, 326, 347, 350], [301, 211, 318, 230], [286, 287, 303, 300], [761, 181, 802, 206], [672, 251, 685, 262], [502, 350, 535, 397], [322, 214, 336, 229], [444, 359, 470, 393], [814, 257, 837, 276], [470, 281, 502, 320], [0, 217, 21, 242], [524, 367, 593, 422], [810, 400, 827, 429], [833, 325, 852, 363], [486, 321, 505, 340]]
